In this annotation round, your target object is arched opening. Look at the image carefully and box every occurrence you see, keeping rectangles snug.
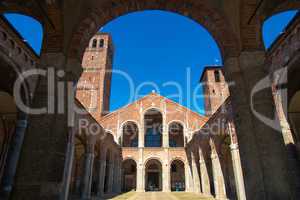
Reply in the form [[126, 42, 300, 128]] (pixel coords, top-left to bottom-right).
[[145, 159, 162, 191], [144, 109, 163, 147], [169, 122, 184, 147], [122, 121, 138, 147], [0, 91, 17, 182], [122, 159, 137, 192], [70, 137, 85, 196], [262, 10, 298, 49], [3, 13, 44, 55], [92, 39, 97, 48], [170, 160, 185, 192]]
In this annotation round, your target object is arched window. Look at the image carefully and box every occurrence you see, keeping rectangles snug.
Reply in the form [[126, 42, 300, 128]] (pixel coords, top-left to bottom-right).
[[122, 121, 139, 147], [92, 39, 97, 48], [214, 70, 221, 82], [99, 39, 104, 48], [144, 109, 163, 147], [169, 122, 184, 147]]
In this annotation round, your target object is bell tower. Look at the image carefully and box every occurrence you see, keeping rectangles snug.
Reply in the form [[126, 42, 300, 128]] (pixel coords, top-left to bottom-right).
[[200, 66, 229, 116], [76, 33, 113, 121]]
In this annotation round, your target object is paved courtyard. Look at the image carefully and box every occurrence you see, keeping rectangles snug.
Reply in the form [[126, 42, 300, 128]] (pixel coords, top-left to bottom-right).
[[108, 192, 214, 200]]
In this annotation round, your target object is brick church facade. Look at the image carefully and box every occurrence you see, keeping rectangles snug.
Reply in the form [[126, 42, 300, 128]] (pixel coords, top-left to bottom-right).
[[73, 33, 243, 199]]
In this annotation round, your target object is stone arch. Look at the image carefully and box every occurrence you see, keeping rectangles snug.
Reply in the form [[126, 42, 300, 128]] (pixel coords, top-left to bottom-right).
[[144, 108, 163, 147], [170, 159, 186, 191], [120, 120, 139, 147], [144, 158, 163, 191], [68, 0, 239, 60], [122, 159, 137, 192]]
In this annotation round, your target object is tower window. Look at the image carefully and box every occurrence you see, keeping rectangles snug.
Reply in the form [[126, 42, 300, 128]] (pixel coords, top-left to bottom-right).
[[99, 39, 104, 48], [92, 39, 97, 48], [214, 70, 221, 82]]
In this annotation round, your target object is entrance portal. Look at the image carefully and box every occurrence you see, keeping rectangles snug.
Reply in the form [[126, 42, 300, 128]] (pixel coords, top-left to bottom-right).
[[145, 159, 162, 191]]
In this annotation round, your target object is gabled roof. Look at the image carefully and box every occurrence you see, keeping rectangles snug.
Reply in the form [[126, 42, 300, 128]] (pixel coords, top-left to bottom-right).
[[99, 92, 207, 122]]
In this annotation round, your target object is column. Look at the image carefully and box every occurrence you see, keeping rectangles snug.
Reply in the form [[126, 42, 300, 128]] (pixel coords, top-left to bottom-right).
[[107, 152, 114, 194], [199, 148, 211, 196], [114, 157, 122, 193], [112, 155, 121, 194], [210, 143, 227, 199], [191, 152, 201, 193], [81, 143, 95, 200], [162, 109, 169, 148], [60, 128, 76, 200], [184, 161, 193, 192], [139, 109, 144, 148], [97, 148, 107, 197], [136, 149, 144, 192], [162, 128, 169, 148], [163, 163, 170, 192], [0, 112, 27, 200], [224, 53, 291, 199], [227, 121, 246, 200]]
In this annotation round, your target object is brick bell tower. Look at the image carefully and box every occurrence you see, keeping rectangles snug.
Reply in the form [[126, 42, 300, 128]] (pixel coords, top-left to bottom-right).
[[200, 66, 229, 116], [76, 33, 113, 121]]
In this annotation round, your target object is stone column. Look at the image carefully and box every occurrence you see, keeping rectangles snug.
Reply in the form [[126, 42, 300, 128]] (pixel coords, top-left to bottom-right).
[[136, 148, 144, 192], [224, 53, 292, 199], [184, 161, 194, 192], [114, 157, 122, 193], [199, 148, 211, 196], [227, 121, 246, 200], [112, 155, 121, 193], [139, 108, 144, 148], [191, 152, 201, 193], [81, 143, 95, 200], [97, 148, 107, 197], [162, 163, 170, 192], [106, 152, 114, 194], [60, 128, 76, 200], [0, 112, 28, 200], [211, 151, 227, 200]]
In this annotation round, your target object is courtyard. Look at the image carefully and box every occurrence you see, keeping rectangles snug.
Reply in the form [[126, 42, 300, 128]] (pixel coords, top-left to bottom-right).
[[108, 192, 214, 200]]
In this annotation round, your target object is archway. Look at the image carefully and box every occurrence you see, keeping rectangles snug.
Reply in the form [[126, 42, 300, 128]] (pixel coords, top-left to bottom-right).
[[145, 159, 162, 191], [169, 122, 184, 147], [122, 159, 137, 192], [122, 121, 139, 147], [170, 160, 185, 191], [144, 109, 163, 147]]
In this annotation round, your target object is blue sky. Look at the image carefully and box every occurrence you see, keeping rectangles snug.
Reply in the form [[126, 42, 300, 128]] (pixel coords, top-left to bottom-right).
[[3, 10, 298, 114]]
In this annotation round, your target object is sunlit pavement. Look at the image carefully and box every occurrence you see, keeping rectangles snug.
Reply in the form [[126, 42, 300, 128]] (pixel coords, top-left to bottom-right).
[[107, 192, 214, 200]]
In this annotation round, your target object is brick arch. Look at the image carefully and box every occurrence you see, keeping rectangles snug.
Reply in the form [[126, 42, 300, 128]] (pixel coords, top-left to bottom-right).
[[68, 0, 239, 61]]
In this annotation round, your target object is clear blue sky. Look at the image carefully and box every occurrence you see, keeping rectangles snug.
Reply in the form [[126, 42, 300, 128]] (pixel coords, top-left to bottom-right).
[[3, 10, 298, 114]]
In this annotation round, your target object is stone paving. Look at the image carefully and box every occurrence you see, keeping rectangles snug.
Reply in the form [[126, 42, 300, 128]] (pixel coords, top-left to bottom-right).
[[109, 192, 214, 200]]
